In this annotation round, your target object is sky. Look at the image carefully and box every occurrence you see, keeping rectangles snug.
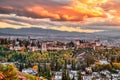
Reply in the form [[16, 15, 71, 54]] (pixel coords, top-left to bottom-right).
[[0, 0, 120, 33]]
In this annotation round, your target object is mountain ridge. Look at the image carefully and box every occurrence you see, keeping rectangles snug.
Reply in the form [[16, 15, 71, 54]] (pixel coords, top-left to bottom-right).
[[0, 27, 120, 41]]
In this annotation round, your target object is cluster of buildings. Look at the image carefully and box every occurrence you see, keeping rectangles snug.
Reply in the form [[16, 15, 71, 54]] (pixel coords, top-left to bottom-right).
[[53, 59, 120, 80], [0, 37, 105, 52], [81, 70, 120, 80], [74, 39, 103, 50], [1, 60, 120, 80], [9, 38, 68, 52]]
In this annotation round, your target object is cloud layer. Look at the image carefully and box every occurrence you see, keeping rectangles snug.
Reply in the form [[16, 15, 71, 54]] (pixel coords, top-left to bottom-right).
[[0, 0, 108, 21], [0, 0, 120, 32]]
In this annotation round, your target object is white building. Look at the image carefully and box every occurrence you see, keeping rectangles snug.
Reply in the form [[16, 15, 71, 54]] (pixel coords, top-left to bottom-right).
[[54, 71, 62, 80], [82, 75, 92, 80], [41, 42, 47, 52], [22, 68, 38, 75], [99, 60, 109, 64]]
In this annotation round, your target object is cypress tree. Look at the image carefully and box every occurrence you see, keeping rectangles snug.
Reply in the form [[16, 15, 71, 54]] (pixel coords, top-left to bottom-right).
[[72, 59, 76, 70], [78, 70, 82, 80], [72, 76, 75, 80], [62, 59, 70, 80], [19, 63, 24, 72]]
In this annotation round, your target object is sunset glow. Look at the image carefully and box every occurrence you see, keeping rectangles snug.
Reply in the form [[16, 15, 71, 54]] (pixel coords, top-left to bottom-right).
[[0, 0, 120, 32]]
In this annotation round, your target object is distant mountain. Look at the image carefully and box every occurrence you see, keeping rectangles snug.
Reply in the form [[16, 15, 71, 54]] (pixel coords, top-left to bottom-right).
[[0, 32, 11, 36], [0, 28, 120, 41], [0, 27, 89, 36], [0, 28, 96, 41], [95, 30, 120, 37]]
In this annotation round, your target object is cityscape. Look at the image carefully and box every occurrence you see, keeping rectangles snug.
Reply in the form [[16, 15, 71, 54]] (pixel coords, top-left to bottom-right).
[[0, 0, 120, 80], [0, 37, 120, 80]]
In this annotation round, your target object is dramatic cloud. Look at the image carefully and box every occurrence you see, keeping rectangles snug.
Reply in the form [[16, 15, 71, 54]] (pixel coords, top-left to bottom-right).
[[0, 0, 120, 32], [0, 14, 120, 32], [0, 0, 108, 21]]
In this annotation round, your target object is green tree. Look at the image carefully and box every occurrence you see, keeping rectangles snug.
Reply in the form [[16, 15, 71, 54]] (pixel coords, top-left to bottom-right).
[[19, 63, 24, 72], [72, 76, 75, 80], [78, 70, 82, 80], [62, 59, 70, 80], [72, 59, 76, 70]]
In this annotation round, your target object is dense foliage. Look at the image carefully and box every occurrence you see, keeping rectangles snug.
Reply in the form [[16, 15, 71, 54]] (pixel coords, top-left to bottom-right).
[[1, 46, 120, 79]]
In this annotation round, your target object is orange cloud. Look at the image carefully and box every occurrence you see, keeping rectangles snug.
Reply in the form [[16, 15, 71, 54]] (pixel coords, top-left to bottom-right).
[[79, 0, 108, 4], [69, 0, 108, 17], [27, 6, 60, 20], [1, 0, 120, 25], [26, 0, 108, 21]]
